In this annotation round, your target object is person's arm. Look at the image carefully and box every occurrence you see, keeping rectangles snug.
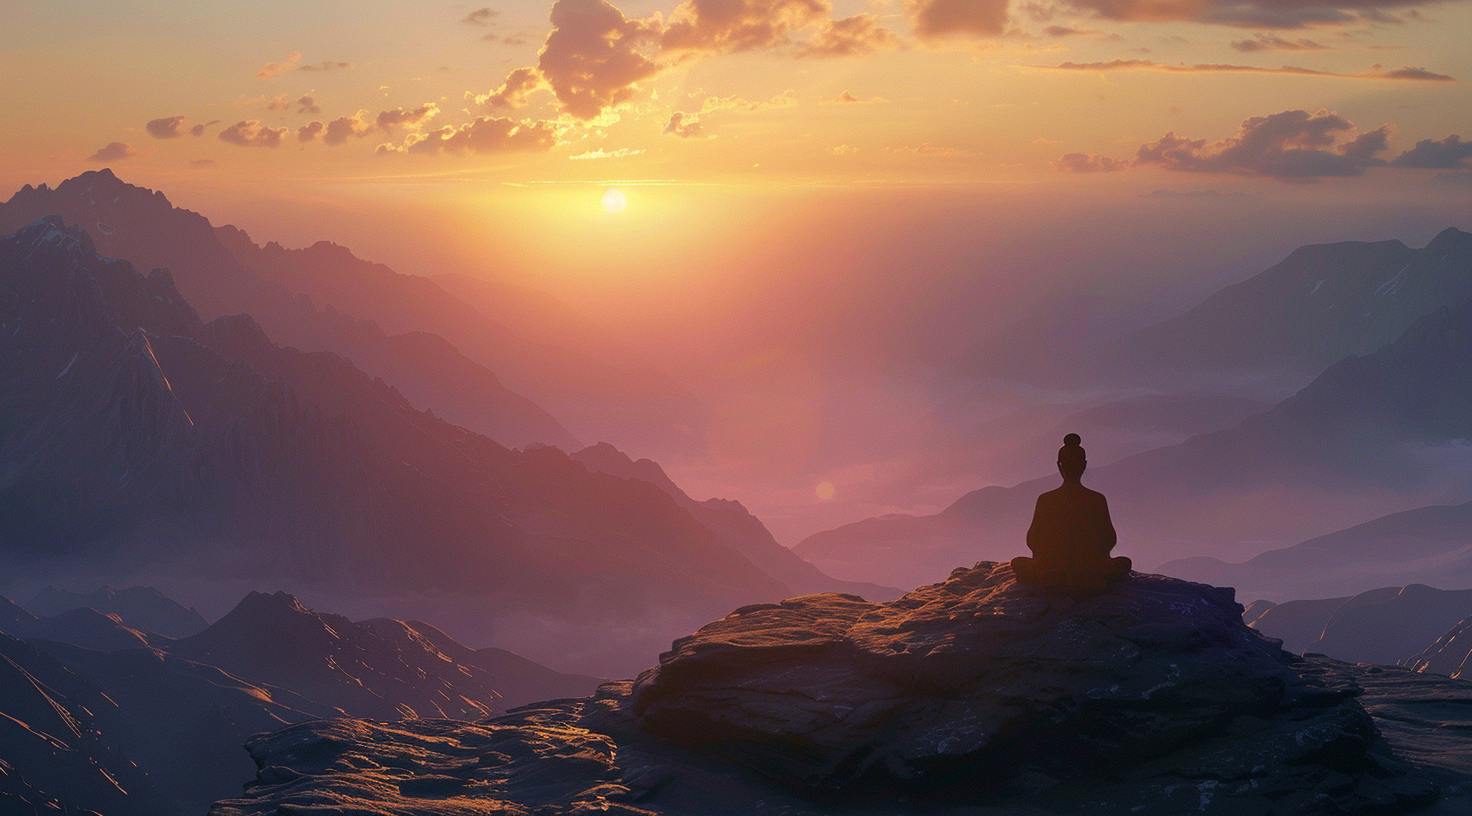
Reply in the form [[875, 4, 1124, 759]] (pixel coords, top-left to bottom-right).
[[1026, 495, 1046, 555], [1098, 494, 1118, 553]]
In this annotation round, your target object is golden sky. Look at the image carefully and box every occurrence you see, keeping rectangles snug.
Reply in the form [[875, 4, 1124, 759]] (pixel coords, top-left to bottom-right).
[[4, 0, 1472, 543]]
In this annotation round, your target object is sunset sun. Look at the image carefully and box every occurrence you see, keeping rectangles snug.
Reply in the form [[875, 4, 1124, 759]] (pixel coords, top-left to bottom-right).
[[601, 188, 627, 214]]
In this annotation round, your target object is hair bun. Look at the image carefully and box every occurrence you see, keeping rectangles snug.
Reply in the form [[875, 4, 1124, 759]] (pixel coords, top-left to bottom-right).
[[1063, 433, 1081, 447]]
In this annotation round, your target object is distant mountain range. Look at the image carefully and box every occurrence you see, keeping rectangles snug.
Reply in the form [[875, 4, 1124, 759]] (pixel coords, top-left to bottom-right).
[[0, 586, 601, 816], [0, 169, 585, 452], [1246, 584, 1472, 668], [0, 216, 845, 675], [1123, 229, 1472, 376], [797, 227, 1472, 589]]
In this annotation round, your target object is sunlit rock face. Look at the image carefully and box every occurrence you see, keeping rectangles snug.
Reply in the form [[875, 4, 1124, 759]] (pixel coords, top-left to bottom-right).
[[213, 564, 1445, 815]]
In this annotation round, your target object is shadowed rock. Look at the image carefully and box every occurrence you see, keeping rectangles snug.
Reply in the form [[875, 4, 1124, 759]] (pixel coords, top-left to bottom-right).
[[212, 564, 1446, 815]]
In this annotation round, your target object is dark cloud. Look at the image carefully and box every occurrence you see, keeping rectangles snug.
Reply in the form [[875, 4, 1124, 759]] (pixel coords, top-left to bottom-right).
[[324, 113, 374, 145], [1392, 135, 1472, 168], [375, 103, 439, 130], [299, 61, 352, 72], [463, 7, 498, 25], [1055, 152, 1124, 172], [906, 0, 1011, 38], [257, 52, 301, 79], [1231, 34, 1328, 51], [1381, 66, 1455, 80], [662, 0, 830, 53], [188, 120, 219, 137], [533, 0, 664, 120], [146, 116, 188, 139], [1045, 58, 1454, 81], [797, 14, 900, 57], [88, 142, 137, 162], [662, 111, 704, 137], [218, 120, 288, 148], [1058, 0, 1438, 29], [825, 90, 884, 104], [298, 121, 325, 142], [1133, 109, 1391, 179], [296, 95, 321, 115], [383, 116, 562, 155]]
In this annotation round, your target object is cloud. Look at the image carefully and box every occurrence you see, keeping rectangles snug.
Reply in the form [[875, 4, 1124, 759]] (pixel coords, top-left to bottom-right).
[[88, 142, 137, 162], [298, 61, 352, 72], [1042, 58, 1454, 81], [1056, 0, 1439, 30], [825, 90, 885, 104], [218, 120, 288, 148], [266, 94, 291, 111], [474, 66, 546, 109], [325, 112, 374, 145], [1391, 135, 1472, 168], [797, 14, 900, 57], [379, 116, 562, 155], [463, 7, 498, 25], [189, 120, 219, 137], [1132, 109, 1391, 179], [1055, 152, 1125, 172], [257, 52, 302, 79], [375, 103, 439, 130], [906, 0, 1011, 39], [146, 116, 188, 139], [662, 0, 831, 53], [569, 146, 645, 158], [1231, 34, 1328, 52], [486, 0, 885, 121], [296, 95, 321, 115], [663, 111, 704, 137], [298, 121, 325, 142], [535, 0, 664, 120]]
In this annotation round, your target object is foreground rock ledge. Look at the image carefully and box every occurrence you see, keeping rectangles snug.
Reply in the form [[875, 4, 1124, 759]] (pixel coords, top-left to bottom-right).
[[210, 564, 1441, 815]]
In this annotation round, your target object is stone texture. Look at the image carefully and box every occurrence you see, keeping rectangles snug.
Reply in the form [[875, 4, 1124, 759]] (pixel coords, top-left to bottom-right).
[[211, 564, 1450, 815]]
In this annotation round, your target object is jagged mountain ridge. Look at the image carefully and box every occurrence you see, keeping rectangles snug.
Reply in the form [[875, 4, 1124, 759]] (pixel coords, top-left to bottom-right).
[[1122, 228, 1472, 375], [0, 170, 579, 450], [0, 586, 601, 816], [166, 590, 602, 720], [0, 217, 795, 674], [25, 584, 208, 638]]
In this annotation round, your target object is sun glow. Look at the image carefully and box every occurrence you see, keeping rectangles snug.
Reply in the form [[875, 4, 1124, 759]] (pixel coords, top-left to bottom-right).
[[601, 188, 627, 213]]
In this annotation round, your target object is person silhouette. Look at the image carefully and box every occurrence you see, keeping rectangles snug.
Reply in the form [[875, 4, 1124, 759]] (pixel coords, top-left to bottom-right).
[[1011, 434, 1131, 591]]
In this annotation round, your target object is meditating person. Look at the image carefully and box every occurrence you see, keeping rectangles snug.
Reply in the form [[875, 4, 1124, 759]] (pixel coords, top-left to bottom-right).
[[1011, 433, 1132, 590]]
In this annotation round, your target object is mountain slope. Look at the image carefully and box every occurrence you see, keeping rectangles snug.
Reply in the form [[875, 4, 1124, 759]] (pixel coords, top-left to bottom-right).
[[1122, 229, 1472, 374], [0, 217, 786, 674], [797, 262, 1472, 587], [212, 220, 706, 458], [24, 585, 208, 638], [571, 442, 901, 600], [166, 591, 602, 720], [0, 170, 578, 450]]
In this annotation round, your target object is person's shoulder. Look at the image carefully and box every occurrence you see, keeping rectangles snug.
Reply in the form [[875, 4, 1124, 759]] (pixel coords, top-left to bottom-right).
[[1083, 486, 1109, 503]]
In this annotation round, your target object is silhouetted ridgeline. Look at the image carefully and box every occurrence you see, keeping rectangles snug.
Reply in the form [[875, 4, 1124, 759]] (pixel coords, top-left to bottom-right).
[[0, 216, 845, 675]]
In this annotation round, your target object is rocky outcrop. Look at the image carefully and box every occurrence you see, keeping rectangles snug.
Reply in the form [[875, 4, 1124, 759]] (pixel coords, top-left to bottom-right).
[[212, 564, 1445, 815]]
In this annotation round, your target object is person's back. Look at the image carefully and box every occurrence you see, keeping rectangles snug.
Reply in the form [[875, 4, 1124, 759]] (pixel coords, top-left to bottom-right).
[[1011, 434, 1130, 591]]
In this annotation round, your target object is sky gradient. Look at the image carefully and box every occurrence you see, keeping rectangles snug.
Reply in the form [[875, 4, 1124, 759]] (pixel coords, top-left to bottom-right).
[[5, 0, 1472, 545]]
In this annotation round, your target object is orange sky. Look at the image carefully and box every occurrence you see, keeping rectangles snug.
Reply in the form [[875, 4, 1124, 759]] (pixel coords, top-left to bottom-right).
[[5, 0, 1472, 543]]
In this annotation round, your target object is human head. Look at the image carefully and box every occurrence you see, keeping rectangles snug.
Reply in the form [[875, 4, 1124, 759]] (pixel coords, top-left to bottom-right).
[[1058, 433, 1086, 482]]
